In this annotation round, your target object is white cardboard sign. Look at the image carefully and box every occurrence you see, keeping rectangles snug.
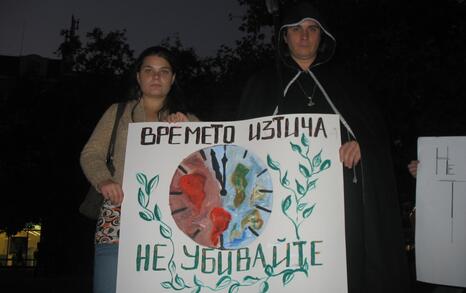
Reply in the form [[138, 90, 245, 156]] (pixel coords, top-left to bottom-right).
[[117, 114, 347, 292], [416, 136, 466, 287]]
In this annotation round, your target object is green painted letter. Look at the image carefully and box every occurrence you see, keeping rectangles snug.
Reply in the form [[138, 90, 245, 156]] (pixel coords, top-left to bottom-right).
[[136, 244, 150, 271], [152, 244, 167, 271], [311, 240, 323, 266], [181, 245, 199, 270]]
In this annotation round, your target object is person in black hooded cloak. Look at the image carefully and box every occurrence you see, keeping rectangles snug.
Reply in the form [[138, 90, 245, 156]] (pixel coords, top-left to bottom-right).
[[238, 2, 411, 292]]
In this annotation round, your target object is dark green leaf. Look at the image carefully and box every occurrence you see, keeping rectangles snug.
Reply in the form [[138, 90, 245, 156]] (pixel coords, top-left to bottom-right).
[[242, 276, 260, 285], [228, 283, 240, 293], [297, 203, 307, 211], [290, 142, 302, 154], [281, 171, 290, 186], [147, 175, 159, 195], [299, 164, 311, 178], [260, 281, 269, 293], [154, 204, 162, 221], [282, 270, 295, 285], [168, 260, 176, 275], [175, 274, 186, 287], [302, 259, 309, 277], [139, 211, 153, 221], [303, 204, 316, 218], [296, 180, 305, 195], [136, 173, 147, 186], [194, 275, 204, 287], [161, 281, 173, 289], [307, 179, 317, 191], [264, 265, 274, 276], [320, 160, 331, 171], [281, 195, 292, 213], [301, 134, 309, 146], [312, 150, 322, 168], [137, 188, 147, 208], [215, 275, 232, 289], [267, 155, 280, 171], [160, 223, 172, 239], [192, 287, 201, 293]]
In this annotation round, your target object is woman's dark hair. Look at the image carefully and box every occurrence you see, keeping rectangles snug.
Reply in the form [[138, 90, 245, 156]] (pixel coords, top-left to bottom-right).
[[127, 46, 188, 114]]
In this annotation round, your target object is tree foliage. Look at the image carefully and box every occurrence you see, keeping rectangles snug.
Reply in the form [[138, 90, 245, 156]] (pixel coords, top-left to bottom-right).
[[56, 27, 134, 75]]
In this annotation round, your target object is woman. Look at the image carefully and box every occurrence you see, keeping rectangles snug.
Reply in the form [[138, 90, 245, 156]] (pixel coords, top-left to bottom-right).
[[80, 46, 198, 293]]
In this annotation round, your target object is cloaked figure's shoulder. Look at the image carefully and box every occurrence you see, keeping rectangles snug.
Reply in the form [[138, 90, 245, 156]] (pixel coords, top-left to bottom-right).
[[237, 65, 281, 120]]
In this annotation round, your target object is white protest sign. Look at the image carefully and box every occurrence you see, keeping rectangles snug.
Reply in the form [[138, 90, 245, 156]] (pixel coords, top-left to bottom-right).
[[117, 114, 347, 292], [416, 136, 466, 287]]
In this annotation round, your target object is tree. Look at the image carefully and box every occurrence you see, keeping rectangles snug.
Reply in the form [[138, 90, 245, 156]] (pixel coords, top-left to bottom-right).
[[75, 28, 134, 75], [56, 26, 134, 76]]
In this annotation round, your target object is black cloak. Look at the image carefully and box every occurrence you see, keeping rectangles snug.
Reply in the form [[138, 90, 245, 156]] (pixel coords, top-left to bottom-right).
[[238, 2, 411, 293]]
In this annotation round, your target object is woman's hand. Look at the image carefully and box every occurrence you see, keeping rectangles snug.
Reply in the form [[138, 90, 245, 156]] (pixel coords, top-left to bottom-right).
[[407, 160, 419, 178], [99, 179, 124, 205], [165, 112, 189, 123], [339, 141, 361, 168]]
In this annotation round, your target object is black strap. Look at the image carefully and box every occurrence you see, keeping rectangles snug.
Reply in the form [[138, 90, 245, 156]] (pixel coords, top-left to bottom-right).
[[106, 102, 126, 175]]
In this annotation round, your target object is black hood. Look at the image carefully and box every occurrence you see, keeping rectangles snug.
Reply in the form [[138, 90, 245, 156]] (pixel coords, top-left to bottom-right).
[[277, 2, 336, 70]]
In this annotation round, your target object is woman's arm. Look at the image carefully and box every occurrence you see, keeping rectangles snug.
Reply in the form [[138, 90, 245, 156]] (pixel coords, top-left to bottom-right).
[[80, 104, 118, 191]]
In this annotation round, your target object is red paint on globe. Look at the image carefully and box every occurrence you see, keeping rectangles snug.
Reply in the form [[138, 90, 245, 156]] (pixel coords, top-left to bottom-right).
[[179, 174, 206, 212], [210, 207, 232, 246]]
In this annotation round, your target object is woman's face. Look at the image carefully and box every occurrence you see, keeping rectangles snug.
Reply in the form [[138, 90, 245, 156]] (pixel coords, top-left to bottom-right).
[[137, 55, 175, 100]]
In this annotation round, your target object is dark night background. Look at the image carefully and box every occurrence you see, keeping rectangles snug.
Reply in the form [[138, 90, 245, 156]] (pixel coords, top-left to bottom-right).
[[0, 0, 465, 292]]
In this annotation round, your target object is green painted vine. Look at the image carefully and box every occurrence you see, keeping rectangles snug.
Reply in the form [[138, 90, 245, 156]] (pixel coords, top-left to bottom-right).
[[267, 133, 331, 240]]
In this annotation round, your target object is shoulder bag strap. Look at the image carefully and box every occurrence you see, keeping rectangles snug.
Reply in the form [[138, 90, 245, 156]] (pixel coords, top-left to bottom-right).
[[106, 102, 126, 175]]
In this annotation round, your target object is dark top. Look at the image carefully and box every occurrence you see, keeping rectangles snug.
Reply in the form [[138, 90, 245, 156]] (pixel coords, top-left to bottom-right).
[[238, 60, 411, 293]]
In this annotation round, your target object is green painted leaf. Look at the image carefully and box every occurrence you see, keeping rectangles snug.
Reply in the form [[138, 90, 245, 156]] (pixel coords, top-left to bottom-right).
[[194, 275, 204, 287], [136, 173, 147, 186], [175, 274, 186, 287], [160, 281, 173, 289], [303, 259, 309, 277], [281, 195, 292, 213], [137, 188, 147, 207], [228, 283, 240, 293], [242, 276, 260, 285], [139, 211, 152, 221], [303, 204, 316, 218], [168, 260, 176, 275], [277, 238, 286, 242], [320, 160, 331, 171], [282, 270, 295, 285], [154, 204, 162, 221], [192, 287, 201, 293], [281, 171, 290, 186], [260, 281, 270, 293], [290, 142, 302, 154], [312, 150, 322, 168], [307, 179, 317, 191], [267, 155, 280, 171], [299, 164, 311, 178], [147, 175, 159, 195], [296, 180, 305, 195], [297, 203, 307, 211], [160, 223, 172, 239], [301, 134, 309, 146], [215, 275, 232, 289], [264, 265, 274, 276]]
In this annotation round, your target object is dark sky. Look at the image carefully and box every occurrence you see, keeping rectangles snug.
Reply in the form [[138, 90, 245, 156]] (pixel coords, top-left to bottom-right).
[[0, 0, 246, 59]]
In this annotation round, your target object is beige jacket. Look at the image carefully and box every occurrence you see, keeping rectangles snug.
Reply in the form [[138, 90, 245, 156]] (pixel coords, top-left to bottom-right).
[[80, 99, 198, 190]]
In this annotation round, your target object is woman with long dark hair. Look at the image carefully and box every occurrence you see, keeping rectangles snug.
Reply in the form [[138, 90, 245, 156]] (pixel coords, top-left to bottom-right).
[[80, 46, 198, 293]]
